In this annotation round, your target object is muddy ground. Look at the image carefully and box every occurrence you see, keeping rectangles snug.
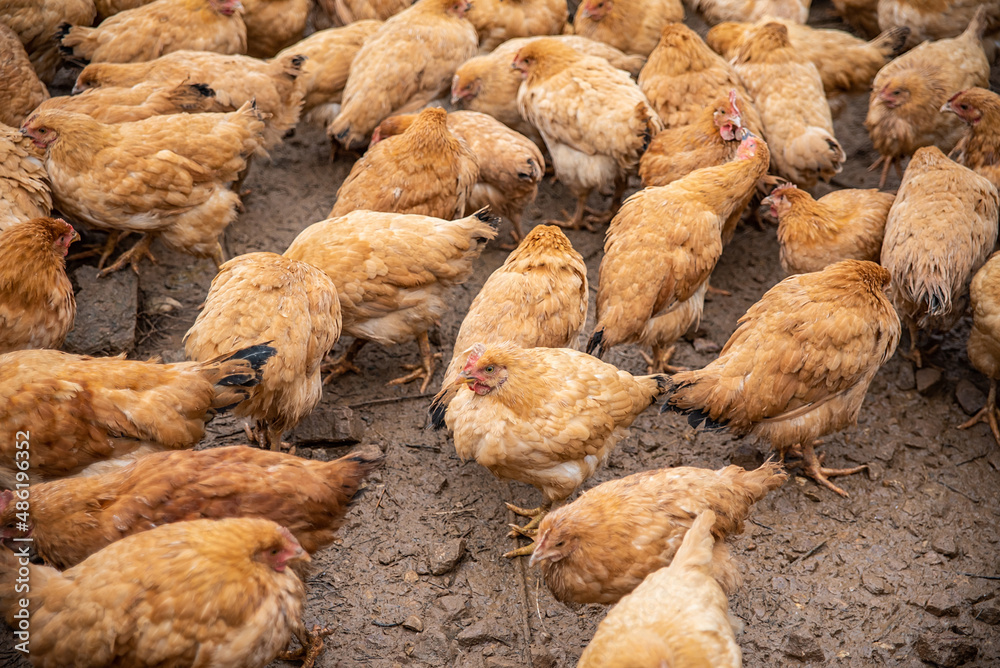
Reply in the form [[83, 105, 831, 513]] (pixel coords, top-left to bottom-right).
[[4, 2, 1000, 666]]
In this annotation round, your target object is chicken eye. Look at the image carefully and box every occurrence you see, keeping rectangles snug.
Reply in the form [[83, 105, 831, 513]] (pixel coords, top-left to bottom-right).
[[37, 128, 46, 134], [271, 548, 280, 555], [555, 540, 565, 547], [485, 365, 494, 373], [959, 103, 969, 111]]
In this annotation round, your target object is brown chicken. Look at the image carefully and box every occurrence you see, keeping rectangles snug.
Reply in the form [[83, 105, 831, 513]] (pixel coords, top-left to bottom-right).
[[880, 146, 999, 367], [943, 88, 1000, 192], [94, 0, 153, 16], [0, 217, 77, 355], [58, 0, 247, 65], [467, 0, 568, 51], [591, 133, 770, 373], [530, 462, 785, 604], [317, 0, 409, 23], [276, 20, 382, 126], [0, 0, 96, 83], [572, 0, 684, 57], [184, 252, 342, 450], [515, 38, 663, 229], [690, 0, 810, 23], [762, 183, 894, 275], [877, 0, 1000, 50], [242, 0, 308, 57], [327, 0, 478, 150], [451, 35, 646, 144], [0, 345, 274, 487], [640, 90, 759, 192], [370, 110, 545, 242], [430, 225, 587, 415], [663, 260, 901, 497], [638, 22, 761, 131], [0, 445, 381, 569], [831, 0, 880, 37], [330, 107, 479, 221], [73, 51, 307, 149], [435, 342, 669, 556], [959, 252, 1000, 445], [0, 518, 324, 668], [575, 510, 742, 668], [0, 24, 48, 129], [21, 103, 265, 275], [284, 209, 497, 391], [31, 81, 226, 124], [733, 22, 845, 188], [706, 19, 909, 100], [0, 124, 52, 229], [865, 8, 990, 188]]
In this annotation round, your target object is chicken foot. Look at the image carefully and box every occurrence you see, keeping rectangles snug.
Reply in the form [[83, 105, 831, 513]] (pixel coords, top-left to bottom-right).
[[547, 192, 600, 232], [280, 625, 333, 668], [639, 344, 688, 374], [322, 338, 368, 384], [789, 440, 868, 498], [243, 421, 292, 453], [66, 230, 126, 268], [869, 154, 903, 189], [388, 330, 440, 393], [959, 379, 1000, 446], [503, 500, 553, 557], [97, 233, 157, 277]]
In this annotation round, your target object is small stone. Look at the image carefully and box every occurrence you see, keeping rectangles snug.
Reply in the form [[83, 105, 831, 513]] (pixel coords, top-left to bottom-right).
[[783, 631, 825, 662], [729, 442, 766, 469], [430, 538, 466, 575], [931, 535, 958, 558], [403, 615, 423, 632], [896, 363, 916, 390], [802, 489, 822, 502], [638, 434, 660, 452], [435, 595, 470, 621], [146, 295, 184, 314], [955, 380, 986, 416], [64, 265, 138, 355], [531, 647, 556, 668], [916, 632, 978, 667], [693, 337, 721, 353], [289, 406, 365, 445], [456, 621, 511, 647], [916, 367, 943, 395], [403, 570, 419, 584], [925, 592, 962, 617], [862, 572, 890, 596], [974, 602, 1000, 625]]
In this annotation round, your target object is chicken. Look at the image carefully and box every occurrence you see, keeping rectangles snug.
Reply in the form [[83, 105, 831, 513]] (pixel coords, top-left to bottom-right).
[[0, 217, 77, 355], [94, 0, 154, 16], [877, 0, 1000, 50], [330, 107, 479, 221], [21, 103, 265, 275], [433, 341, 669, 556], [327, 0, 477, 150], [943, 88, 1000, 192], [762, 183, 894, 275], [0, 445, 381, 569], [879, 146, 998, 367], [450, 35, 646, 143], [638, 22, 761, 131], [242, 0, 309, 58], [572, 0, 684, 57], [370, 110, 545, 242], [575, 510, 741, 668], [0, 345, 274, 487], [831, 0, 880, 37], [317, 0, 409, 23], [275, 21, 382, 126], [640, 90, 760, 192], [959, 253, 1000, 446], [689, 0, 809, 24], [0, 0, 96, 83], [58, 0, 247, 65], [73, 51, 307, 149], [865, 8, 990, 188], [732, 22, 845, 188], [184, 252, 342, 451], [284, 209, 497, 391], [514, 38, 663, 229], [430, 225, 587, 414], [30, 81, 227, 124], [590, 133, 770, 373], [530, 462, 785, 604], [0, 25, 48, 129], [663, 260, 901, 497], [706, 19, 909, 99], [0, 124, 52, 230], [466, 0, 568, 51], [0, 518, 324, 668]]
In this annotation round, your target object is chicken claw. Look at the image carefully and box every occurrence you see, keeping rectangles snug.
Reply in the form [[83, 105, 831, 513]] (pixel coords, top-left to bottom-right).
[[387, 331, 440, 393], [959, 380, 1000, 446], [97, 234, 157, 277], [796, 440, 868, 498], [281, 625, 333, 668], [639, 345, 688, 375], [504, 500, 552, 548], [322, 339, 368, 384]]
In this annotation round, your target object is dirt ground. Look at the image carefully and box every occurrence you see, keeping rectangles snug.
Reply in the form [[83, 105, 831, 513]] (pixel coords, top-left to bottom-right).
[[4, 1, 1000, 666]]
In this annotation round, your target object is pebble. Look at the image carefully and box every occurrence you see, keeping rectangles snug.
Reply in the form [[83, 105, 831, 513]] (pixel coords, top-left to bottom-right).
[[931, 535, 958, 558], [783, 631, 825, 662], [289, 406, 365, 445], [435, 594, 469, 621], [429, 538, 466, 576], [402, 615, 423, 632], [916, 632, 978, 667], [973, 602, 1000, 626], [456, 620, 511, 647], [924, 592, 961, 617], [896, 363, 916, 391], [692, 337, 720, 353], [954, 380, 986, 416], [916, 367, 943, 395], [729, 442, 766, 469]]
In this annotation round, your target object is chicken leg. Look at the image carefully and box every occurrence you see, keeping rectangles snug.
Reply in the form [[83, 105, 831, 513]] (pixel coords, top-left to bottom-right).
[[640, 344, 688, 374], [67, 230, 125, 268], [547, 191, 599, 232], [388, 330, 440, 392], [793, 440, 868, 498], [503, 500, 553, 558], [280, 625, 332, 668], [97, 233, 157, 277], [322, 338, 368, 384], [959, 379, 1000, 446]]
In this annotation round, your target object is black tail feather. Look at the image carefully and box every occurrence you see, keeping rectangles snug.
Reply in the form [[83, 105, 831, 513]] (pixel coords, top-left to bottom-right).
[[473, 206, 501, 230], [216, 343, 276, 388], [586, 328, 604, 357], [427, 393, 449, 430]]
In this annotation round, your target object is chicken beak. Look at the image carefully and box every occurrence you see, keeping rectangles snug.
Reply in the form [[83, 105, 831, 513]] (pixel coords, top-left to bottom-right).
[[456, 371, 476, 387], [940, 101, 954, 114], [71, 231, 81, 243]]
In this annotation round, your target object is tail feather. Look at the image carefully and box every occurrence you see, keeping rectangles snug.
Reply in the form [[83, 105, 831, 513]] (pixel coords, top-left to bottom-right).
[[472, 206, 501, 230], [964, 5, 989, 41], [198, 343, 277, 412], [733, 460, 788, 499], [57, 22, 89, 65], [672, 510, 717, 571], [328, 445, 384, 498], [585, 327, 604, 357], [427, 389, 452, 430], [870, 26, 909, 58]]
